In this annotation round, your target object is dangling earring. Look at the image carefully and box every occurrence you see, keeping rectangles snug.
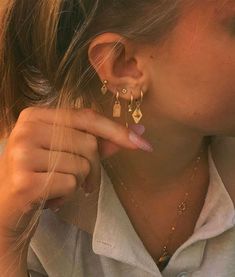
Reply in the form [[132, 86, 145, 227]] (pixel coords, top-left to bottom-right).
[[132, 90, 143, 124], [101, 80, 108, 95], [124, 91, 134, 128], [113, 90, 122, 117], [128, 92, 134, 112]]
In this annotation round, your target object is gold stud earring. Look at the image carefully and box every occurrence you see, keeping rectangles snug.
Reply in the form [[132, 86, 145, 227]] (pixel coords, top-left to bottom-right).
[[132, 90, 143, 124], [101, 80, 108, 95], [113, 90, 122, 118], [121, 88, 128, 94]]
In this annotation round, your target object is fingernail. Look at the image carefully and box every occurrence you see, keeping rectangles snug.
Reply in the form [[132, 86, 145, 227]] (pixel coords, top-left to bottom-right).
[[129, 124, 145, 136], [128, 131, 154, 152]]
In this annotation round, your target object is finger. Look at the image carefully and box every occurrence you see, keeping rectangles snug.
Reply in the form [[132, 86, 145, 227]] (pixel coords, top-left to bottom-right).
[[24, 171, 88, 202], [18, 107, 152, 152], [99, 139, 121, 160], [16, 147, 90, 179], [18, 126, 102, 193], [99, 124, 146, 159]]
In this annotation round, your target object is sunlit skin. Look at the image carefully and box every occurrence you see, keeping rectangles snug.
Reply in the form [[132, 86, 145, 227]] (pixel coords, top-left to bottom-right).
[[88, 1, 235, 258]]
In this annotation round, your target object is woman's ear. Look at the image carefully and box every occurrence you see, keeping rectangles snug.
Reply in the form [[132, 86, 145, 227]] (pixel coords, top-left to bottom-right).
[[88, 33, 145, 97]]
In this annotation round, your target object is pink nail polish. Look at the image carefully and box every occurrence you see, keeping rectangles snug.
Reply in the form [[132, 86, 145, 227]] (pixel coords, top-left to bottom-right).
[[129, 124, 145, 136], [128, 131, 154, 152]]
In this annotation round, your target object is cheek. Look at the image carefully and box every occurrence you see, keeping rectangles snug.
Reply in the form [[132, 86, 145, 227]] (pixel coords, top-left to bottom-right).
[[149, 9, 235, 134], [152, 52, 235, 134]]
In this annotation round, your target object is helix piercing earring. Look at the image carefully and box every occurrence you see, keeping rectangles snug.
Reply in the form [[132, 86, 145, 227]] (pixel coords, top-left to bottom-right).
[[101, 80, 108, 95], [132, 90, 143, 124], [113, 90, 122, 118]]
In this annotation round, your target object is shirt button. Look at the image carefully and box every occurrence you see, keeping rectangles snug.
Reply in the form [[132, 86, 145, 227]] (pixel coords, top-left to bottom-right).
[[176, 272, 188, 277]]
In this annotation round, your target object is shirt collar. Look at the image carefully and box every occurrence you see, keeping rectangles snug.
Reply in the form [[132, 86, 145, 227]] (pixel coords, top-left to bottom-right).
[[92, 164, 161, 275], [163, 143, 235, 274], [92, 142, 235, 275], [193, 143, 235, 236]]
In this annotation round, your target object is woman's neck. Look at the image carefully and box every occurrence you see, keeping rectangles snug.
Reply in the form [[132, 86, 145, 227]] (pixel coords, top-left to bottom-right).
[[103, 130, 210, 197], [99, 99, 210, 195]]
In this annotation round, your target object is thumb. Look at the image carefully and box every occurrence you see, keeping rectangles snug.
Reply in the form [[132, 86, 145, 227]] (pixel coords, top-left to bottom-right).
[[99, 124, 146, 159]]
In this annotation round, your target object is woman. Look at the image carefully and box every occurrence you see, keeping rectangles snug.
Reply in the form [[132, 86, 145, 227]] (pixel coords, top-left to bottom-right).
[[0, 0, 235, 276]]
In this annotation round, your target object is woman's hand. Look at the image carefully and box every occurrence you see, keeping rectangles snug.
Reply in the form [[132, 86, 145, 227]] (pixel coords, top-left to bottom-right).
[[0, 107, 152, 243]]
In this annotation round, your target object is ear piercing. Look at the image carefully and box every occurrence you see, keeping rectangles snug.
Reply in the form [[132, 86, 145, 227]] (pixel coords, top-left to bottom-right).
[[113, 90, 122, 118], [100, 80, 144, 124], [132, 90, 143, 124], [101, 80, 108, 95], [121, 88, 128, 94], [128, 92, 134, 112], [112, 88, 144, 124]]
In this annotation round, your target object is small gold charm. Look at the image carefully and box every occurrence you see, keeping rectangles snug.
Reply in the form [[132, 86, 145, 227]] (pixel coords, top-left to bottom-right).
[[157, 246, 171, 271], [132, 90, 143, 124], [101, 80, 108, 95], [113, 91, 121, 117], [113, 102, 121, 117], [132, 106, 143, 123]]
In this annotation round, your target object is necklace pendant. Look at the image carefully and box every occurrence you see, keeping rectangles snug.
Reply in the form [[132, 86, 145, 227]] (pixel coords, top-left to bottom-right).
[[157, 249, 171, 271], [132, 106, 143, 123]]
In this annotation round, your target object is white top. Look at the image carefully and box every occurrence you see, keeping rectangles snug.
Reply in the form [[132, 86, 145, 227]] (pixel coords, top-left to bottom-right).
[[25, 137, 235, 277]]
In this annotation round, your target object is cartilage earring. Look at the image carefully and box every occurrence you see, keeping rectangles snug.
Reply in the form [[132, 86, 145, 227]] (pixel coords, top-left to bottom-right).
[[132, 90, 143, 124], [128, 92, 134, 112], [101, 80, 108, 95], [113, 90, 122, 117]]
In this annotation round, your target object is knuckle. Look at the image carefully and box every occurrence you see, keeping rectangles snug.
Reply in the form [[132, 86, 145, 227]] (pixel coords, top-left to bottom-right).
[[10, 146, 30, 167], [81, 158, 91, 177], [86, 133, 98, 153], [75, 159, 90, 185], [18, 107, 35, 122], [12, 124, 33, 146], [11, 172, 32, 195]]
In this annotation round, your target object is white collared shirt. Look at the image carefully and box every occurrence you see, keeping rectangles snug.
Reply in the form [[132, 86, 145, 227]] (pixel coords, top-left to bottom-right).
[[26, 140, 235, 277]]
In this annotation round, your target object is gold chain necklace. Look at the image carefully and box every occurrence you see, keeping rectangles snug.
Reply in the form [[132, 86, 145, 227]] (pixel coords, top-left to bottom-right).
[[102, 142, 206, 272]]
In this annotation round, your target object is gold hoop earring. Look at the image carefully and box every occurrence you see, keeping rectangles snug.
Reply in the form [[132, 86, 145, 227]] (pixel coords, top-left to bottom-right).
[[113, 90, 122, 118], [132, 90, 143, 124], [128, 92, 134, 112], [101, 80, 108, 95]]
